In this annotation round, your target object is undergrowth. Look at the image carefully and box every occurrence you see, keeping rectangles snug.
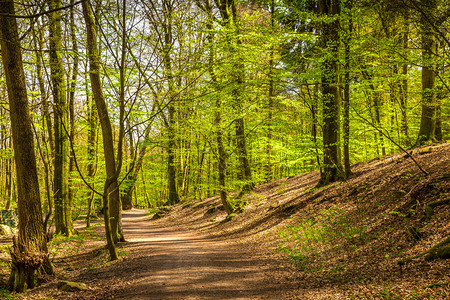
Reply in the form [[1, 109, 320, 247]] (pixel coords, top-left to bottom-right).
[[0, 287, 15, 299], [276, 207, 367, 272]]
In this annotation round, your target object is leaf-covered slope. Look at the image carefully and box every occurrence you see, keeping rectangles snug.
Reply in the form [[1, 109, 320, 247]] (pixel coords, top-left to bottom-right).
[[153, 143, 450, 299]]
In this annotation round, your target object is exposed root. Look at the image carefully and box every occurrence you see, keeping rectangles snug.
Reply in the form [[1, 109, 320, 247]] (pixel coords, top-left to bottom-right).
[[7, 236, 52, 292], [423, 198, 450, 222], [398, 236, 450, 265]]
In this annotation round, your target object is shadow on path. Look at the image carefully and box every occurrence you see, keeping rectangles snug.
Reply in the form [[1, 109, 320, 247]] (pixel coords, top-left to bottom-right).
[[75, 209, 297, 299]]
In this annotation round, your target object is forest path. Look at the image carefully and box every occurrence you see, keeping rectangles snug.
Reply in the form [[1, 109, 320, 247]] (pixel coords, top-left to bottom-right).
[[80, 209, 296, 299]]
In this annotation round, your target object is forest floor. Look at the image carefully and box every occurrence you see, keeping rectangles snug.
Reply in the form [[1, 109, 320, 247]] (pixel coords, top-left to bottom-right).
[[0, 143, 449, 299]]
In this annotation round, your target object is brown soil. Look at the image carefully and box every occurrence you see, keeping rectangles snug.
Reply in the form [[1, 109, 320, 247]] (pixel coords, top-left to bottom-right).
[[0, 143, 449, 299]]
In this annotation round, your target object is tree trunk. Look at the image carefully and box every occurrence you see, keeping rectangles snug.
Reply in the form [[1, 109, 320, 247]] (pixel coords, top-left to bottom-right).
[[264, 0, 275, 182], [82, 0, 119, 260], [112, 0, 127, 241], [204, 0, 233, 214], [0, 1, 52, 291], [399, 18, 411, 147], [67, 0, 79, 235], [49, 0, 73, 236], [231, 1, 253, 194], [86, 77, 98, 227], [34, 20, 55, 155], [342, 0, 353, 178], [167, 105, 180, 205], [162, 0, 180, 206], [416, 0, 438, 145], [318, 0, 342, 186]]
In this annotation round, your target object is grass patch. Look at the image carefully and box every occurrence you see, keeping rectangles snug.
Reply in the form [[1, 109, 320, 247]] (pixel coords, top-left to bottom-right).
[[276, 207, 367, 271], [145, 208, 160, 215], [49, 223, 101, 258]]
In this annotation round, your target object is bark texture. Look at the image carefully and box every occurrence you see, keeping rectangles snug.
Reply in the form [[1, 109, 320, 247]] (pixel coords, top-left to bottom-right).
[[0, 1, 52, 291], [49, 0, 73, 236], [416, 0, 438, 145], [318, 0, 342, 186], [82, 0, 119, 259]]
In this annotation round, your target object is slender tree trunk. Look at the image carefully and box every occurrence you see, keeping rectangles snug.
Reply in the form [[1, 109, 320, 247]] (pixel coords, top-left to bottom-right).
[[109, 0, 127, 242], [318, 0, 342, 186], [416, 0, 437, 145], [231, 1, 253, 194], [312, 84, 322, 174], [82, 0, 119, 260], [86, 74, 98, 227], [167, 105, 179, 205], [31, 21, 53, 226], [49, 0, 73, 236], [204, 0, 233, 214], [399, 17, 411, 147], [162, 0, 180, 206], [194, 140, 206, 200], [34, 21, 55, 155], [342, 0, 353, 178], [265, 0, 275, 182], [0, 1, 52, 291], [373, 93, 386, 156], [67, 0, 79, 235]]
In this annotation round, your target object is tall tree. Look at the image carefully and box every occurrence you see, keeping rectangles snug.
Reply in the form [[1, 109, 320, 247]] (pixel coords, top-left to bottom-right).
[[0, 1, 52, 291], [82, 0, 120, 259], [210, 0, 254, 194], [318, 0, 343, 185], [416, 0, 439, 145], [67, 0, 79, 235], [342, 0, 353, 178], [162, 0, 181, 205], [48, 0, 73, 235]]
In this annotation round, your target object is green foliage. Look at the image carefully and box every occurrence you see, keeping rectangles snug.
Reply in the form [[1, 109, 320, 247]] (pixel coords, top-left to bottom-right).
[[0, 288, 16, 300]]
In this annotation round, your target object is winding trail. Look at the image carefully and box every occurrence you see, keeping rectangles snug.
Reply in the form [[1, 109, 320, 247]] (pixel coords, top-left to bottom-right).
[[77, 209, 296, 299]]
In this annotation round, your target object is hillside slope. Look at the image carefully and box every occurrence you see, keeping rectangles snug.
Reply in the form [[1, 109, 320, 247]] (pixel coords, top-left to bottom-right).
[[154, 143, 450, 299]]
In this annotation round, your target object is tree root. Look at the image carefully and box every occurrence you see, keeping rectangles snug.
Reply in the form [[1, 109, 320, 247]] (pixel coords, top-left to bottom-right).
[[7, 237, 52, 292], [423, 198, 450, 222], [423, 281, 449, 289], [398, 236, 450, 265], [430, 173, 450, 184]]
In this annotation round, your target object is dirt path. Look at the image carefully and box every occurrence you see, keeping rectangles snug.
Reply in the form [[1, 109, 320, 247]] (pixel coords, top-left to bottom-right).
[[70, 209, 297, 299]]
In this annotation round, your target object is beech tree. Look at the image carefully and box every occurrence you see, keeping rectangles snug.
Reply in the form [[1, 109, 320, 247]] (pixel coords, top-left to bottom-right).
[[318, 0, 343, 185], [416, 0, 440, 145], [48, 0, 74, 236], [0, 0, 52, 291], [82, 0, 120, 259]]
